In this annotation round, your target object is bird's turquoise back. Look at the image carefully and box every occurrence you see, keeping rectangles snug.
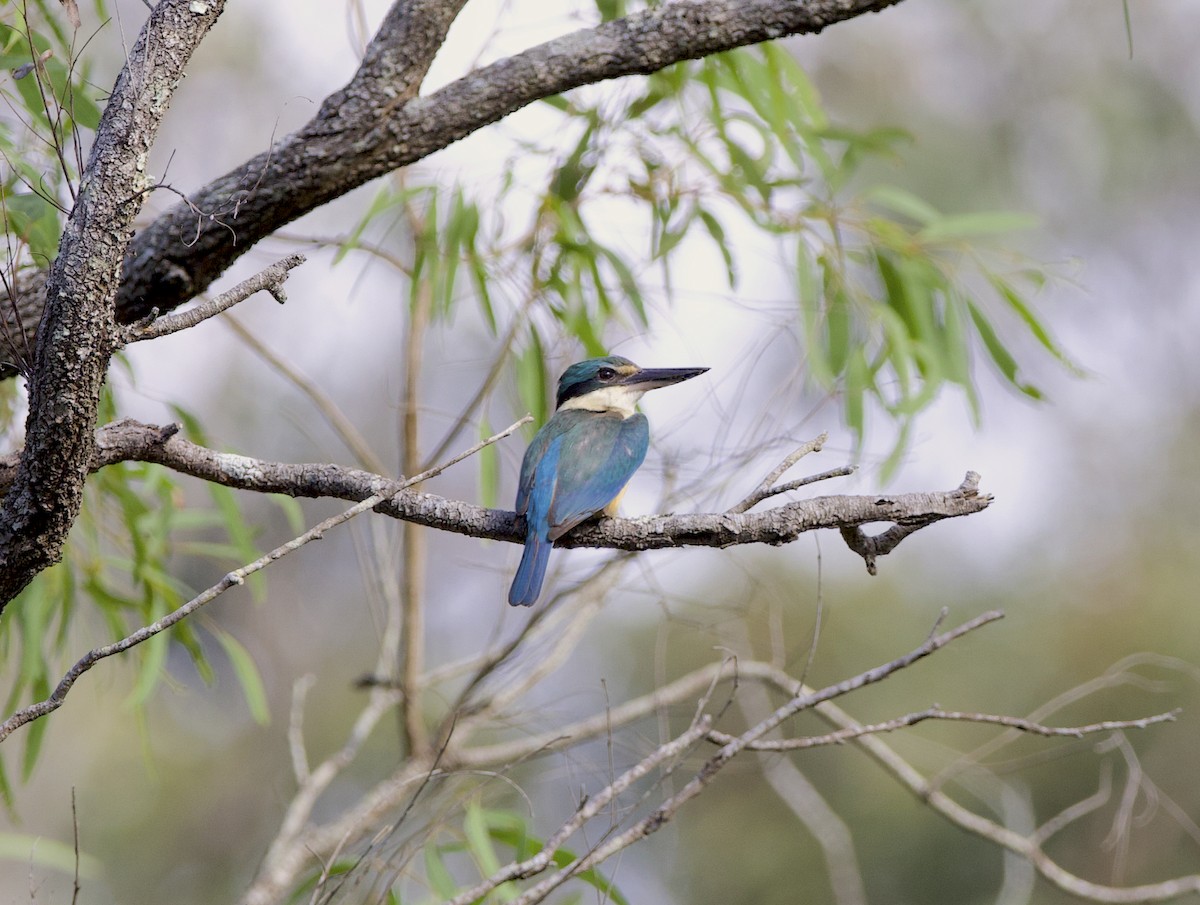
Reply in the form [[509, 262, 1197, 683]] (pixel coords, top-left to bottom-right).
[[509, 409, 649, 606]]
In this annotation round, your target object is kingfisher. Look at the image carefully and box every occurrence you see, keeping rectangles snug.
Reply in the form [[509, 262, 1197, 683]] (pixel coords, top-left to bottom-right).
[[508, 355, 708, 607]]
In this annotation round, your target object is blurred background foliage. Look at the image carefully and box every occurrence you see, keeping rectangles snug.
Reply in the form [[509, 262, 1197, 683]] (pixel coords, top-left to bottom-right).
[[0, 0, 1198, 903]]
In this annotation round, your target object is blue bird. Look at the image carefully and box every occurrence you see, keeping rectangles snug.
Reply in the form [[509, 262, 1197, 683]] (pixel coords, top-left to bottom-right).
[[509, 355, 708, 607]]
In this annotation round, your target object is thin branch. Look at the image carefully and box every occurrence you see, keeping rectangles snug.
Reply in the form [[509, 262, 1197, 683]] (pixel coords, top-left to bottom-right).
[[810, 696, 1200, 904], [121, 253, 305, 343], [492, 611, 1003, 905], [18, 420, 990, 559], [443, 717, 713, 905], [287, 674, 316, 785], [841, 471, 988, 574], [222, 311, 388, 475], [727, 432, 829, 513], [0, 415, 531, 744], [705, 707, 1181, 750]]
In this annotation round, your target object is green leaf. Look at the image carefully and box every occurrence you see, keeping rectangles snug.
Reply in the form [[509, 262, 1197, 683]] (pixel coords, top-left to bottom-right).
[[918, 211, 1038, 243], [698, 209, 737, 287], [3, 192, 61, 261], [866, 184, 941, 226], [0, 833, 102, 877], [967, 301, 1043, 399], [20, 677, 49, 780], [465, 800, 505, 882], [987, 272, 1082, 371], [516, 329, 549, 432], [271, 493, 306, 535], [478, 415, 498, 510], [127, 627, 169, 709], [844, 348, 868, 447], [210, 626, 270, 725], [423, 844, 458, 898]]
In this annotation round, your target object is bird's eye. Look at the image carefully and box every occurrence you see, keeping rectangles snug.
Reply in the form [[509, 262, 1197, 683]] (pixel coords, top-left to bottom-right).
[[597, 367, 616, 380]]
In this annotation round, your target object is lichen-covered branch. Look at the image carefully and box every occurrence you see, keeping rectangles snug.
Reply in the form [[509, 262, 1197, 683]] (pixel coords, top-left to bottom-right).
[[29, 419, 993, 560]]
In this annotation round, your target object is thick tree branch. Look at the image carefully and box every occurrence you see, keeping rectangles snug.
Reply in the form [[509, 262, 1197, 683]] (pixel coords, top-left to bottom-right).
[[0, 415, 530, 744], [29, 419, 993, 560], [0, 0, 226, 608], [1, 0, 906, 371]]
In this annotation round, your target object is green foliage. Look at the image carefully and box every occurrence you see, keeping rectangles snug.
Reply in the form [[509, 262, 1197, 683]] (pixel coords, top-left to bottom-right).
[[367, 800, 630, 904], [330, 35, 1071, 474], [0, 0, 1075, 800], [0, 384, 273, 784], [0, 3, 106, 269]]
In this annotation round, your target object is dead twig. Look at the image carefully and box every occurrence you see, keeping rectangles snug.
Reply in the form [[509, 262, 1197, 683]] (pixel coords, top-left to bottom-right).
[[120, 253, 305, 343]]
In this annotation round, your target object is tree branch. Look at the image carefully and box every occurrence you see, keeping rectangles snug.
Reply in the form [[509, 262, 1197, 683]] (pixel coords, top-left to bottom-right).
[[119, 252, 305, 343], [9, 420, 993, 562], [0, 0, 227, 609], [706, 707, 1181, 750], [452, 610, 1004, 905], [1, 0, 908, 372], [812, 696, 1200, 903], [0, 415, 530, 744]]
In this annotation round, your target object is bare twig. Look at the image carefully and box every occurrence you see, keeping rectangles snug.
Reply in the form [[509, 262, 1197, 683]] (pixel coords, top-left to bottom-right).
[[705, 707, 1181, 750], [811, 696, 1200, 904], [445, 612, 1004, 905], [287, 675, 317, 785], [0, 415, 531, 744], [121, 253, 305, 343], [727, 432, 830, 514], [443, 717, 714, 905]]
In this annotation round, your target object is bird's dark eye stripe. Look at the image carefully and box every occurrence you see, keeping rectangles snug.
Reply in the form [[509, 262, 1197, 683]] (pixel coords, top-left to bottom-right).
[[597, 367, 616, 380]]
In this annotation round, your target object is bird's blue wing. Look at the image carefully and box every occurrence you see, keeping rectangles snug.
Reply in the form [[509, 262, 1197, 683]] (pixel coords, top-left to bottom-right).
[[515, 419, 561, 517], [546, 412, 648, 540]]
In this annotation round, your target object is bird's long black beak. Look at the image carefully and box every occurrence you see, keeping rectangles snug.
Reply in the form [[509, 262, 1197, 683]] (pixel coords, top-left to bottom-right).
[[620, 366, 709, 391]]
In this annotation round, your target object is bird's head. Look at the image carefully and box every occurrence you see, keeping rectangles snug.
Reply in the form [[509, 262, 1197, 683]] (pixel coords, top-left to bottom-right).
[[555, 356, 709, 416]]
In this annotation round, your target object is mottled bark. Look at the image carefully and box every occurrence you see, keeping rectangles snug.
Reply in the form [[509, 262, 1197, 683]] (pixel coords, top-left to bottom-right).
[[56, 419, 990, 564], [0, 1, 227, 607]]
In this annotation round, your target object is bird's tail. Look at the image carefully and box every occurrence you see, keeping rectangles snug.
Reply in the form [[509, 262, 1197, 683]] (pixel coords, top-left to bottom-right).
[[508, 532, 552, 607]]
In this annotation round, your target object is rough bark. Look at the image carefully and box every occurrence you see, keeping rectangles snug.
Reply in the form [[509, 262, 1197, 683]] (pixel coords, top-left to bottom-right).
[[0, 1, 227, 607], [0, 0, 904, 375], [60, 419, 990, 561]]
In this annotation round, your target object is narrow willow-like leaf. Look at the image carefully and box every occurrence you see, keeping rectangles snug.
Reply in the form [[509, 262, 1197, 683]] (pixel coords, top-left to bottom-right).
[[211, 626, 270, 725]]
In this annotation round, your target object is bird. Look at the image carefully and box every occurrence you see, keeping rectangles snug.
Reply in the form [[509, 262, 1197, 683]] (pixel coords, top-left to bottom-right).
[[508, 355, 709, 607]]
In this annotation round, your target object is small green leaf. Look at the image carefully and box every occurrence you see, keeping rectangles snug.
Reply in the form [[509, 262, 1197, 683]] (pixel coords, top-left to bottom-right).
[[3, 192, 61, 261], [866, 185, 940, 226], [0, 833, 102, 877], [423, 844, 458, 898], [918, 211, 1038, 243], [968, 301, 1043, 399], [698, 209, 737, 287], [20, 677, 49, 780], [987, 272, 1081, 372], [478, 416, 498, 510], [465, 800, 504, 878], [210, 626, 270, 725]]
